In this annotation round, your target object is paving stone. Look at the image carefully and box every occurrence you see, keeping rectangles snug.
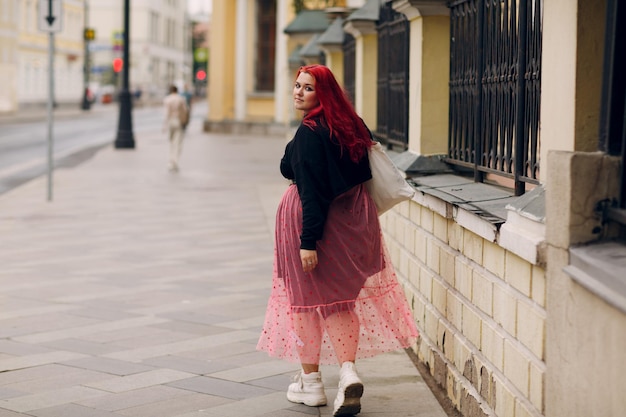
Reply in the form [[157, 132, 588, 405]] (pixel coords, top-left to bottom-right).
[[0, 408, 33, 417], [1, 368, 112, 394], [247, 373, 293, 391], [115, 392, 232, 417], [0, 340, 53, 356], [0, 386, 105, 413], [84, 369, 195, 393], [75, 385, 193, 411], [151, 321, 235, 336], [0, 352, 87, 373], [141, 355, 221, 375], [0, 365, 72, 385], [103, 331, 259, 362], [167, 376, 275, 400], [258, 408, 319, 417], [60, 357, 155, 376], [0, 387, 27, 401], [64, 307, 141, 321], [13, 316, 170, 344], [26, 403, 123, 417], [171, 391, 295, 417], [207, 359, 299, 383], [38, 338, 124, 356], [178, 342, 259, 361]]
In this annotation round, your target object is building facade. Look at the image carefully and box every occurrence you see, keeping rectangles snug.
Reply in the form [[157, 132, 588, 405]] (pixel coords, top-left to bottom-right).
[[0, 0, 192, 112], [88, 0, 192, 104], [207, 1, 626, 417], [0, 0, 85, 112], [0, 0, 18, 112]]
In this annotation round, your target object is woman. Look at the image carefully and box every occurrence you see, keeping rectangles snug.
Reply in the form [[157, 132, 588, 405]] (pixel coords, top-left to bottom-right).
[[257, 65, 418, 416]]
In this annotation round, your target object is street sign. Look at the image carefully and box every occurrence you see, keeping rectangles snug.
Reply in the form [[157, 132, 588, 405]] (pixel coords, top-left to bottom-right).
[[38, 0, 63, 33]]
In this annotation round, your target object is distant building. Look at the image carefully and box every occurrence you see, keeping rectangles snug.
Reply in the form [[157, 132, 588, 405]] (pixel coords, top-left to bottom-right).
[[0, 0, 193, 112], [87, 0, 192, 104], [0, 1, 18, 112], [0, 0, 84, 112]]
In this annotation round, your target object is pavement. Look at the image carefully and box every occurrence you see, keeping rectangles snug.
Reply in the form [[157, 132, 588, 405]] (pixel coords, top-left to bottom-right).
[[0, 103, 450, 417]]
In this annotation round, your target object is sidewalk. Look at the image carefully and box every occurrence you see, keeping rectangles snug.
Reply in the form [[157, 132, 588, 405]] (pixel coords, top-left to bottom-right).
[[0, 114, 449, 417]]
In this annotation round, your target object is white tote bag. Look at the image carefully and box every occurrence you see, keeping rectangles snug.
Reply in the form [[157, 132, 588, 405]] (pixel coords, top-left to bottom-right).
[[365, 141, 415, 215]]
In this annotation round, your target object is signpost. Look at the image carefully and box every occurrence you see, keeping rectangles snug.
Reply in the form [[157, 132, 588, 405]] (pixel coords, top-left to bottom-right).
[[38, 0, 63, 201]]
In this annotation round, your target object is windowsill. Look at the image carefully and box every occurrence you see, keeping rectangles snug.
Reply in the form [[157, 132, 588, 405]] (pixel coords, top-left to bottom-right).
[[394, 157, 626, 312], [391, 149, 546, 266], [564, 241, 626, 314]]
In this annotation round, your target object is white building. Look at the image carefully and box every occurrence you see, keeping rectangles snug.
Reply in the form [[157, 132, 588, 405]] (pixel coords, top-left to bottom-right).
[[0, 0, 192, 113], [88, 0, 192, 103]]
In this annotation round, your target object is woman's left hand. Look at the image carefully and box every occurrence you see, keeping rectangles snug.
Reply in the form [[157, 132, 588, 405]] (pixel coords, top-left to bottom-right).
[[300, 249, 318, 273]]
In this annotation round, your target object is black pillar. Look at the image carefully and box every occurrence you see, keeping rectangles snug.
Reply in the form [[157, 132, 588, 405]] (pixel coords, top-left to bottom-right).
[[114, 0, 135, 149], [81, 0, 91, 110]]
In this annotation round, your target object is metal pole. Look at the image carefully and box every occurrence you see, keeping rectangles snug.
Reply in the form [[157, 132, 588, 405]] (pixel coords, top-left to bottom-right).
[[47, 31, 54, 201], [114, 0, 135, 148], [81, 0, 90, 110]]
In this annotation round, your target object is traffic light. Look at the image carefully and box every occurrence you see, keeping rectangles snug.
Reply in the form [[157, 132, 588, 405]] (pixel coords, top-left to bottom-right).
[[112, 58, 123, 73], [84, 28, 95, 41], [195, 69, 206, 81]]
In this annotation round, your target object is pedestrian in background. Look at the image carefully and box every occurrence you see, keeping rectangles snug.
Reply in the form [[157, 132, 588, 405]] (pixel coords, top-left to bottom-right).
[[162, 85, 188, 172], [257, 65, 418, 417]]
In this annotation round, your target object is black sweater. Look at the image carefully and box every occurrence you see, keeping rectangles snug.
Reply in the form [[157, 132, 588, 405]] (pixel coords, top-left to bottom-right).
[[280, 122, 372, 250]]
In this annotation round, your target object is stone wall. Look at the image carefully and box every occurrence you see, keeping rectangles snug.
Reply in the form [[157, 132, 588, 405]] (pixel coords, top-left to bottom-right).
[[381, 197, 546, 417]]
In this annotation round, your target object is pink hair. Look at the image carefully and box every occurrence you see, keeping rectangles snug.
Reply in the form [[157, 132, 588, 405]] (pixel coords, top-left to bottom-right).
[[297, 64, 372, 162]]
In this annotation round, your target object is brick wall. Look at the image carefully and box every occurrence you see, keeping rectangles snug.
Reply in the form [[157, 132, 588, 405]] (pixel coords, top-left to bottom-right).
[[381, 199, 546, 417]]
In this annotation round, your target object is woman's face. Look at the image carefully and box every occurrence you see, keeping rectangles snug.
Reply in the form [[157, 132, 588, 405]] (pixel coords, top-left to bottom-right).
[[293, 72, 319, 115]]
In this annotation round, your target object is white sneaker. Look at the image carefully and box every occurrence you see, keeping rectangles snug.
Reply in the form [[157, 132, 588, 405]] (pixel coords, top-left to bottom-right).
[[333, 362, 364, 416], [287, 371, 327, 407]]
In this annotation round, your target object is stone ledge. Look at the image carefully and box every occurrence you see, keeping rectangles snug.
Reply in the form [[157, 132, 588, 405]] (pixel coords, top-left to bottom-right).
[[407, 174, 546, 264], [564, 241, 626, 314]]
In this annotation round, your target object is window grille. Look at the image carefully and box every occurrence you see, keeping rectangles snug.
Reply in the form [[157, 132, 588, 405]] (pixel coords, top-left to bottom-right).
[[343, 33, 356, 105], [447, 0, 542, 195], [375, 3, 410, 149]]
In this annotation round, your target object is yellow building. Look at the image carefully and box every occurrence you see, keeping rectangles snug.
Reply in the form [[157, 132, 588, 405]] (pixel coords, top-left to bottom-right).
[[207, 1, 626, 416], [0, 1, 18, 112], [0, 0, 85, 112]]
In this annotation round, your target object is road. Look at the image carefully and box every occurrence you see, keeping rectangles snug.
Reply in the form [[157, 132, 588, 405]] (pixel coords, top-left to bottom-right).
[[0, 103, 174, 195]]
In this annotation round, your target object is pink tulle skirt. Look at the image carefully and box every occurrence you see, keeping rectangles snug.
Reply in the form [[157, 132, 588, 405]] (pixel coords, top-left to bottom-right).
[[256, 184, 418, 364]]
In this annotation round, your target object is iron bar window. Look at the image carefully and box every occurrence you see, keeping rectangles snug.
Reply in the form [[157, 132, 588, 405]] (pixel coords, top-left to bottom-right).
[[375, 3, 410, 149], [343, 33, 356, 105], [599, 0, 626, 226], [447, 0, 542, 195]]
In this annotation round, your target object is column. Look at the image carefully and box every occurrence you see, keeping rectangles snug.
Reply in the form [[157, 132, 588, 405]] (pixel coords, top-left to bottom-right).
[[234, 0, 248, 121]]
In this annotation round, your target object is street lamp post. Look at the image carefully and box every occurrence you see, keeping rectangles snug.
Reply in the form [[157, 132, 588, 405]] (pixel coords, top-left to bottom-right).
[[81, 0, 91, 110], [114, 0, 135, 149]]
